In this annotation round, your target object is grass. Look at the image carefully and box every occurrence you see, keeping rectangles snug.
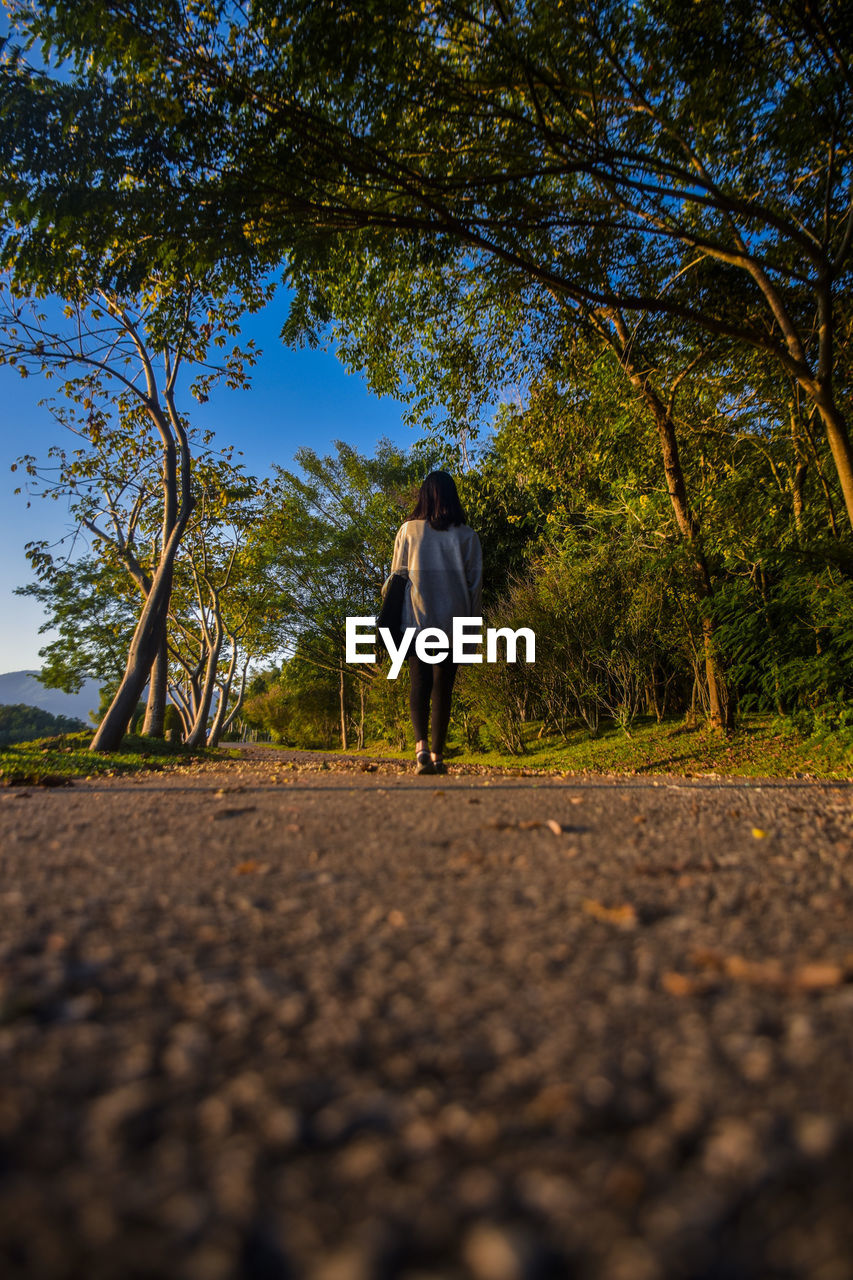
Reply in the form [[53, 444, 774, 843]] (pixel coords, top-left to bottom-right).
[[307, 714, 853, 779], [4, 716, 852, 784], [0, 731, 216, 787]]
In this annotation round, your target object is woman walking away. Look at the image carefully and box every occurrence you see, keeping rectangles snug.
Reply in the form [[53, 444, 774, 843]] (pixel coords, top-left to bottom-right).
[[389, 470, 482, 774]]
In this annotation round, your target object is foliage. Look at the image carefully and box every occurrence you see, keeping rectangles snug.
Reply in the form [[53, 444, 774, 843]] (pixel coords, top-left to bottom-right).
[[4, 2, 853, 757], [0, 703, 86, 745], [242, 654, 343, 750], [15, 556, 139, 692], [8, 0, 852, 525], [325, 715, 853, 781]]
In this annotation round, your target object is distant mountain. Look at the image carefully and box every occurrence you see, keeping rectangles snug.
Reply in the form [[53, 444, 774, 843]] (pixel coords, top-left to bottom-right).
[[0, 671, 101, 723]]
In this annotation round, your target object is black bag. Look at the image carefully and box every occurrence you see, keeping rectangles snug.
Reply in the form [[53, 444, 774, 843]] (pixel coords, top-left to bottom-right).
[[377, 572, 407, 651]]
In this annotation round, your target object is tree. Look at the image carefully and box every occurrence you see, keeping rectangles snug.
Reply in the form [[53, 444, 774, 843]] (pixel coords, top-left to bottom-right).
[[166, 463, 279, 747], [15, 555, 139, 697], [1, 270, 265, 749], [5, 0, 853, 530]]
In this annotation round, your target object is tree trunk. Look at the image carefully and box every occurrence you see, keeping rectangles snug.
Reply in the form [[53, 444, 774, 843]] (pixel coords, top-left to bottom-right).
[[814, 397, 853, 533], [220, 659, 250, 739], [90, 557, 176, 750], [141, 633, 169, 737], [357, 680, 366, 750], [207, 643, 240, 748], [339, 666, 348, 751], [184, 632, 223, 748], [603, 315, 732, 729], [90, 474, 194, 753]]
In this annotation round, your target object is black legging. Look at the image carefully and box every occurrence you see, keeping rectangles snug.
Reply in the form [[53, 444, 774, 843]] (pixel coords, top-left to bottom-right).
[[408, 652, 458, 755]]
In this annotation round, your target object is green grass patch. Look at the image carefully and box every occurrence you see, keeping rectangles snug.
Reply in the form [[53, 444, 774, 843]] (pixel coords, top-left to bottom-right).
[[0, 731, 214, 787], [314, 715, 853, 779]]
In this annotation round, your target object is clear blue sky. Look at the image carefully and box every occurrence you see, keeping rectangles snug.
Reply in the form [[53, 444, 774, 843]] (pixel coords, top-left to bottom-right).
[[0, 289, 416, 672]]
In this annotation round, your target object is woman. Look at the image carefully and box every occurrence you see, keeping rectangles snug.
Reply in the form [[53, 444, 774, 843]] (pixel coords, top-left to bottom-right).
[[389, 470, 482, 774]]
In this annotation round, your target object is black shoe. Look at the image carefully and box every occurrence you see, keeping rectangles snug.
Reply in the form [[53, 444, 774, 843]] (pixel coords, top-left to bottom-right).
[[416, 751, 435, 775]]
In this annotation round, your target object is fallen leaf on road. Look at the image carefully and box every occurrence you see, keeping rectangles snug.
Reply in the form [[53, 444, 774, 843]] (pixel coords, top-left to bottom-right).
[[751, 827, 769, 839], [725, 954, 784, 985], [662, 971, 695, 997], [234, 860, 267, 875], [486, 818, 565, 835], [791, 963, 844, 990], [582, 899, 638, 928], [689, 948, 845, 992], [387, 910, 406, 928]]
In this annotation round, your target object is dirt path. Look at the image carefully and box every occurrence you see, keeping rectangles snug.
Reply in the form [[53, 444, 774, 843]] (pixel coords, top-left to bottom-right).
[[1, 748, 852, 1279]]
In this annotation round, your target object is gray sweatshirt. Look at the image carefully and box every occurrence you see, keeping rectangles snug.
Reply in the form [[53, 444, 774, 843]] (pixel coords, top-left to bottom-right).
[[389, 519, 483, 635]]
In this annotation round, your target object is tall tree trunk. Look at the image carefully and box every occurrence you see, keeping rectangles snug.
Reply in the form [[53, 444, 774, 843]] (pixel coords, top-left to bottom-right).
[[91, 485, 193, 751], [654, 408, 728, 731], [142, 633, 169, 737], [220, 659, 250, 739], [814, 397, 853, 532], [603, 314, 732, 729], [184, 631, 223, 748], [90, 557, 176, 750], [339, 666, 348, 751], [801, 408, 841, 539], [357, 679, 366, 750], [207, 642, 240, 748], [169, 685, 194, 739]]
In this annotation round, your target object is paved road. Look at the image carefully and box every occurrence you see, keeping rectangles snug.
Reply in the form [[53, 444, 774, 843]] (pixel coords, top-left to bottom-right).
[[1, 749, 852, 1279]]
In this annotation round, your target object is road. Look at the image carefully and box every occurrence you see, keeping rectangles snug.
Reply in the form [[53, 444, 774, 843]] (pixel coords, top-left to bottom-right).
[[1, 748, 852, 1279]]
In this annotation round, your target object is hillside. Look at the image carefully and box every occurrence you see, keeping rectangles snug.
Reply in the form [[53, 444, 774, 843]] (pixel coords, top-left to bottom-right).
[[0, 671, 101, 723]]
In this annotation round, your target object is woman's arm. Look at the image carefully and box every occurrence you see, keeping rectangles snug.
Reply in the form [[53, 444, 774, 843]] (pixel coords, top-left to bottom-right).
[[465, 530, 483, 615], [391, 523, 407, 573]]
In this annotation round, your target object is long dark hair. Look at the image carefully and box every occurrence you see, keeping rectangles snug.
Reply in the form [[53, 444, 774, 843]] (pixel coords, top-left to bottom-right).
[[411, 470, 467, 531]]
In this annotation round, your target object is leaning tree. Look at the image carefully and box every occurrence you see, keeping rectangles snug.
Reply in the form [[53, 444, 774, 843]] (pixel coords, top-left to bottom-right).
[[0, 270, 265, 749]]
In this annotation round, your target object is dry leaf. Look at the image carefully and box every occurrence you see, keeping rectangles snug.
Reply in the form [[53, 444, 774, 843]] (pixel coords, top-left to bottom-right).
[[387, 909, 406, 928], [582, 899, 638, 928], [690, 948, 844, 992], [661, 971, 695, 997], [546, 819, 563, 835], [751, 827, 769, 839], [234, 860, 261, 875], [791, 963, 843, 990], [724, 954, 784, 985]]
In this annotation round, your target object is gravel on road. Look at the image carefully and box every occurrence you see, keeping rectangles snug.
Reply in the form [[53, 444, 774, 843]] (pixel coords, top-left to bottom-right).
[[1, 748, 852, 1280]]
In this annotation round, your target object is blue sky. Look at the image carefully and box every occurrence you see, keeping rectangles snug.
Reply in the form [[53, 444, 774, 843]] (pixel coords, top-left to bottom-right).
[[0, 291, 416, 672]]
